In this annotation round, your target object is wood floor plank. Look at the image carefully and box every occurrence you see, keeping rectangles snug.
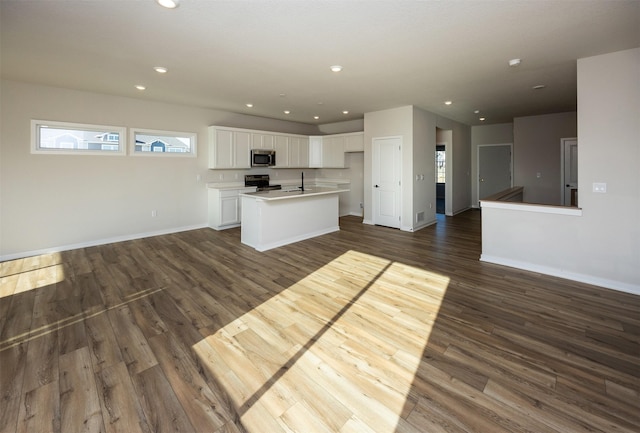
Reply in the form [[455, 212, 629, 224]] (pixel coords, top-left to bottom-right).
[[147, 332, 231, 432], [93, 362, 151, 433], [0, 345, 27, 433], [16, 381, 60, 433], [107, 305, 157, 375], [59, 347, 104, 433], [130, 365, 195, 433]]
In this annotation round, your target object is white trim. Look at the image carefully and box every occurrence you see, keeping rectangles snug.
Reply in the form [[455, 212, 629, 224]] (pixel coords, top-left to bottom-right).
[[130, 127, 197, 157], [452, 206, 472, 216], [31, 119, 127, 156], [560, 137, 578, 206], [0, 224, 208, 262], [407, 218, 437, 232], [480, 200, 583, 216], [480, 254, 640, 296]]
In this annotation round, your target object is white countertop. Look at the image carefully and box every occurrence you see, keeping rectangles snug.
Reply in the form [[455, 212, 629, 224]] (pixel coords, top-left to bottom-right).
[[240, 186, 349, 201], [207, 177, 351, 190]]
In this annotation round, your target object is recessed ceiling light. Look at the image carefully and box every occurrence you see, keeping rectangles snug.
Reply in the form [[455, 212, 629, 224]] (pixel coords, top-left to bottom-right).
[[314, 116, 320, 120], [279, 93, 286, 97], [246, 103, 253, 108], [509, 58, 521, 67], [342, 110, 349, 114], [474, 110, 480, 114], [284, 110, 291, 114], [154, 66, 168, 74], [444, 101, 453, 105], [157, 0, 180, 8], [135, 85, 146, 90], [330, 65, 343, 72], [479, 117, 486, 121], [532, 84, 546, 90]]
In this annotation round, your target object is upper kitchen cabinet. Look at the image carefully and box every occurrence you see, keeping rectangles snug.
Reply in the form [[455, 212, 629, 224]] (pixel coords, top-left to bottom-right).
[[344, 132, 364, 152], [308, 132, 363, 168], [273, 135, 290, 167], [289, 136, 309, 168], [209, 126, 251, 169], [252, 133, 275, 150]]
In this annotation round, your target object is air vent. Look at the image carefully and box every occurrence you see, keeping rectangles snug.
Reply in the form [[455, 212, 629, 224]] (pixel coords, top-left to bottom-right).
[[416, 211, 425, 222]]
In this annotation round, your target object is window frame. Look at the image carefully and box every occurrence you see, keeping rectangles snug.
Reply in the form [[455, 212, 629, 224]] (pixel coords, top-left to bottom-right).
[[130, 128, 197, 157], [31, 119, 127, 156]]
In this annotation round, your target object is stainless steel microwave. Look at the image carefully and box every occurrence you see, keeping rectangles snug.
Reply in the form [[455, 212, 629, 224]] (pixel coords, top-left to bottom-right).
[[251, 149, 276, 167]]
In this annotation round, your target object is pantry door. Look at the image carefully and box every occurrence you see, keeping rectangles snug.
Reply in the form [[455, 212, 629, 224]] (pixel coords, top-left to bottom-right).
[[372, 136, 401, 228]]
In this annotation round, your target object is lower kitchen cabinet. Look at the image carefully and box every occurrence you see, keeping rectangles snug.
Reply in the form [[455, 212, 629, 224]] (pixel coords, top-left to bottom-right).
[[208, 187, 256, 230]]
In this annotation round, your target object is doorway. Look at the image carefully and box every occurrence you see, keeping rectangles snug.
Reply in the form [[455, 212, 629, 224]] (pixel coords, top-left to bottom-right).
[[478, 144, 512, 202], [436, 128, 453, 216], [561, 138, 578, 206], [436, 144, 446, 214], [372, 136, 402, 228]]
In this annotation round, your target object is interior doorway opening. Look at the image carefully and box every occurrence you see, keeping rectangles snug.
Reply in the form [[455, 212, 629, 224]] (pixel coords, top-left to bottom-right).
[[436, 128, 453, 216], [436, 144, 446, 214]]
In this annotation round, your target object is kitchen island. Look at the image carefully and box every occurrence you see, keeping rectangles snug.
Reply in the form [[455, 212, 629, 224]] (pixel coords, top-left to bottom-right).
[[240, 186, 349, 252]]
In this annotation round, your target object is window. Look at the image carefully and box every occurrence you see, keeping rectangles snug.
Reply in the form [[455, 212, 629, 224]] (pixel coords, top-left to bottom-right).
[[131, 128, 196, 157], [436, 146, 446, 183], [31, 120, 126, 155]]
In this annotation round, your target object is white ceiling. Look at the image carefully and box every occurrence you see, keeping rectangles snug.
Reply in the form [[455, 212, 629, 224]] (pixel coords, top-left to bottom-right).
[[1, 0, 639, 126]]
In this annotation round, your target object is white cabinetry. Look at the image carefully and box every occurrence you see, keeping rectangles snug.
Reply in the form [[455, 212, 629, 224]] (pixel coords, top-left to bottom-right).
[[289, 136, 309, 168], [209, 127, 250, 169], [208, 187, 255, 230], [308, 132, 362, 168], [273, 135, 309, 168], [344, 132, 364, 152], [251, 133, 275, 150], [309, 136, 323, 168], [322, 135, 346, 168], [274, 135, 289, 167]]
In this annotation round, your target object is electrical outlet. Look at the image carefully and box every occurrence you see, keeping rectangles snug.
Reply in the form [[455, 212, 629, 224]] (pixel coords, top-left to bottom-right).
[[359, 202, 363, 209], [593, 182, 607, 193], [196, 174, 201, 182], [151, 210, 157, 217]]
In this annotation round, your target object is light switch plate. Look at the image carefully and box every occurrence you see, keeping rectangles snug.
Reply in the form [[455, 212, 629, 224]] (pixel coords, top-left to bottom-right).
[[593, 182, 607, 193]]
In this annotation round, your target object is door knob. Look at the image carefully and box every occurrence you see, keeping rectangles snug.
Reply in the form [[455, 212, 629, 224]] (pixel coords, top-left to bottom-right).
[[374, 184, 380, 188]]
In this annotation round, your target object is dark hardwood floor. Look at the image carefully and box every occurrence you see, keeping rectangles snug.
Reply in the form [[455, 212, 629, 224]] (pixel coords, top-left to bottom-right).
[[1, 210, 639, 433]]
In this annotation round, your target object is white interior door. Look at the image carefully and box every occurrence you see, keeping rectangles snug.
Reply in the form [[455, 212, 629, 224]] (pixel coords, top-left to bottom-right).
[[478, 144, 512, 201], [562, 138, 578, 206], [372, 137, 401, 228]]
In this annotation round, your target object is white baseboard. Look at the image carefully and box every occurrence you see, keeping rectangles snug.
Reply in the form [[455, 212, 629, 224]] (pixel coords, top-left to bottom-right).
[[452, 206, 472, 216], [0, 223, 209, 262], [480, 254, 640, 296]]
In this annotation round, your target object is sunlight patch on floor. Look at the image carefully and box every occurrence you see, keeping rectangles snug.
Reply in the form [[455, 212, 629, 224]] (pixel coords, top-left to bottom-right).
[[0, 253, 66, 298], [193, 250, 451, 432]]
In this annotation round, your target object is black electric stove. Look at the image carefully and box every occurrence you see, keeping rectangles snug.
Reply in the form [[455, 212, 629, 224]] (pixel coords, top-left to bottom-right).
[[245, 174, 281, 191]]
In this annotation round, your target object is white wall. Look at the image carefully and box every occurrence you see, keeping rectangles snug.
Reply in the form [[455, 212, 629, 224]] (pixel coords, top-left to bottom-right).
[[481, 48, 640, 294], [363, 106, 414, 228], [514, 112, 577, 205], [0, 80, 319, 259], [363, 105, 470, 230], [412, 107, 438, 228]]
